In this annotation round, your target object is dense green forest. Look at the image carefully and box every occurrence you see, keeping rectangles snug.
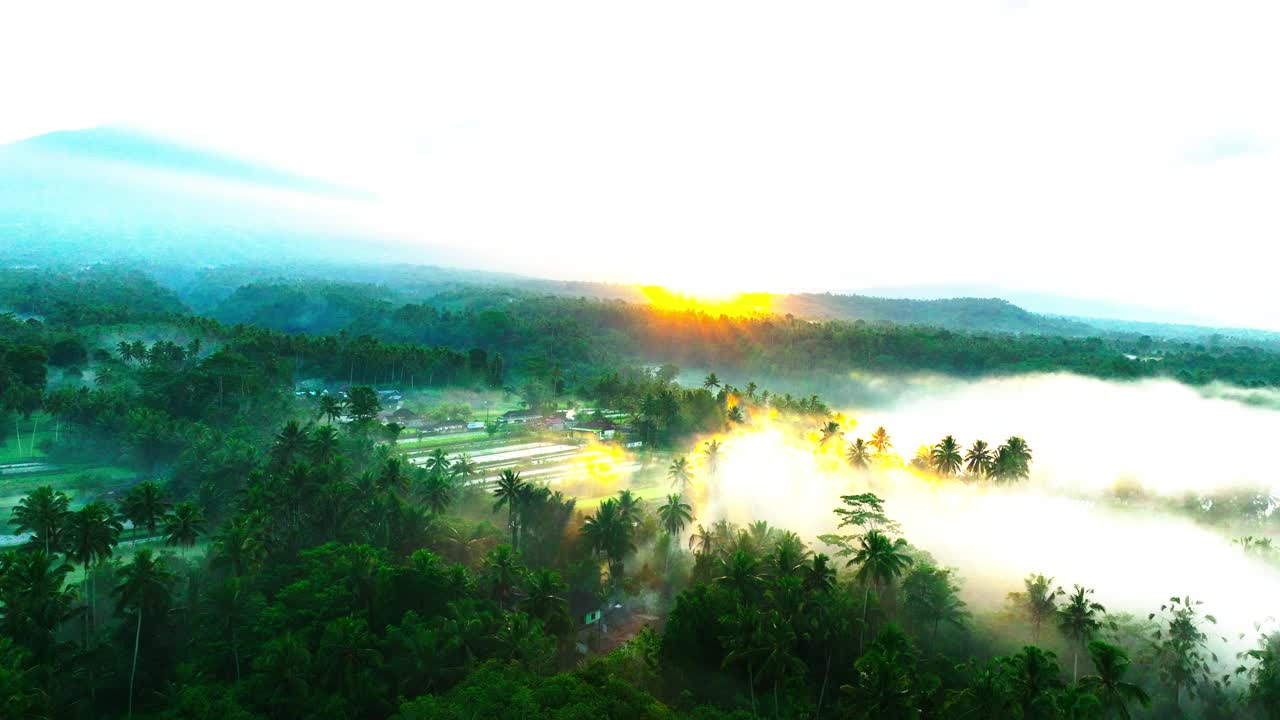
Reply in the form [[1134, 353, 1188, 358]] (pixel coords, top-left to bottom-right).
[[2, 264, 1279, 719]]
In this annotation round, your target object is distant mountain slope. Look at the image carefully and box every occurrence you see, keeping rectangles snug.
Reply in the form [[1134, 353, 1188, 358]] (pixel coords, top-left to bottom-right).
[[0, 127, 397, 268], [773, 293, 1095, 335]]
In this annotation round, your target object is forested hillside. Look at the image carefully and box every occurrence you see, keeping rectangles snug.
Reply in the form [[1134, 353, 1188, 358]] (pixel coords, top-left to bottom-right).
[[2, 264, 1278, 719]]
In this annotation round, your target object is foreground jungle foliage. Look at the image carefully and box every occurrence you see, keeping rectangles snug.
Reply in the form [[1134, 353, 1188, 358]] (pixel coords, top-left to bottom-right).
[[1, 264, 1279, 719]]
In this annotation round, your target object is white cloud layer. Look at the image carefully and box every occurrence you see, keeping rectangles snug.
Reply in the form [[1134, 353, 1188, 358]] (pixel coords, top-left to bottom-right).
[[3, 1, 1278, 327]]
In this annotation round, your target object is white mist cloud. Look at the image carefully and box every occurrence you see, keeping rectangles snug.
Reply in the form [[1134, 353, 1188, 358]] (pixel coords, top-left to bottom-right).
[[3, 1, 1279, 327], [697, 372, 1280, 653]]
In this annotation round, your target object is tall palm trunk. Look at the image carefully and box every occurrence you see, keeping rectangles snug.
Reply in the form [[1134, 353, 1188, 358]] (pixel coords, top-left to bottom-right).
[[816, 648, 832, 719], [128, 606, 142, 719], [232, 628, 241, 684], [859, 582, 872, 654]]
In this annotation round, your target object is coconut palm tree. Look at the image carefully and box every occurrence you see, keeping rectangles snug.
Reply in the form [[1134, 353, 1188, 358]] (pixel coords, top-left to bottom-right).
[[703, 373, 722, 392], [421, 474, 454, 516], [1080, 641, 1151, 720], [819, 421, 844, 448], [309, 425, 342, 465], [615, 489, 643, 526], [121, 481, 170, 538], [491, 469, 526, 550], [689, 523, 714, 555], [667, 456, 694, 494], [163, 502, 205, 557], [1008, 573, 1061, 643], [701, 439, 723, 478], [450, 453, 478, 480], [720, 606, 764, 716], [317, 394, 346, 424], [10, 485, 70, 554], [211, 519, 261, 578], [480, 544, 524, 608], [518, 568, 569, 627], [930, 435, 964, 476], [993, 436, 1033, 481], [424, 448, 451, 477], [1058, 584, 1106, 682], [65, 501, 123, 635], [203, 577, 258, 684], [964, 439, 994, 477], [581, 498, 635, 582], [715, 549, 765, 600], [804, 553, 838, 594], [0, 551, 77, 663], [768, 531, 809, 578], [846, 438, 872, 469], [114, 548, 175, 719], [851, 529, 914, 652], [868, 427, 893, 456], [657, 494, 694, 537], [271, 420, 309, 466]]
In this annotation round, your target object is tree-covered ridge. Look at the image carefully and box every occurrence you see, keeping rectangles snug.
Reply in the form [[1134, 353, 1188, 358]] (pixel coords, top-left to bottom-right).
[[209, 279, 1280, 389]]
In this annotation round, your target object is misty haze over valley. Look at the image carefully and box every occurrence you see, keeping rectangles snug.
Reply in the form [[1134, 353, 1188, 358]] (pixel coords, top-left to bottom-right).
[[3, 4, 1279, 719]]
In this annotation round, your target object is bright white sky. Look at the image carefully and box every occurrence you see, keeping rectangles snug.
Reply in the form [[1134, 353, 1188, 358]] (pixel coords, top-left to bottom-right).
[[3, 1, 1278, 328]]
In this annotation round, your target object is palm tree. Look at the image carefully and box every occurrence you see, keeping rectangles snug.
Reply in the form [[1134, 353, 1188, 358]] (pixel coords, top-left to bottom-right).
[[701, 439, 723, 478], [212, 519, 261, 578], [703, 372, 722, 392], [117, 340, 135, 363], [868, 427, 893, 456], [964, 439, 994, 477], [768, 531, 809, 578], [481, 544, 524, 608], [204, 577, 258, 684], [65, 501, 123, 635], [491, 469, 526, 549], [715, 550, 765, 600], [804, 553, 837, 594], [163, 502, 206, 556], [993, 436, 1033, 482], [930, 435, 963, 476], [450, 453, 478, 481], [10, 485, 70, 554], [581, 499, 635, 582], [1058, 584, 1106, 682], [0, 551, 77, 662], [846, 438, 872, 469], [421, 474, 454, 516], [309, 424, 342, 465], [721, 607, 763, 716], [271, 420, 309, 465], [518, 568, 569, 627], [1080, 641, 1151, 720], [667, 456, 693, 494], [615, 489, 643, 526], [850, 529, 914, 652], [689, 523, 713, 555], [819, 421, 844, 448], [424, 448, 451, 476], [317, 394, 346, 423], [657, 494, 694, 537], [114, 548, 175, 719], [121, 481, 170, 538], [1008, 573, 1061, 643]]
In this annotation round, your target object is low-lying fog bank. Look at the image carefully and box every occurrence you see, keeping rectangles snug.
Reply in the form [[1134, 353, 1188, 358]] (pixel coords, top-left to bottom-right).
[[698, 372, 1280, 654]]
